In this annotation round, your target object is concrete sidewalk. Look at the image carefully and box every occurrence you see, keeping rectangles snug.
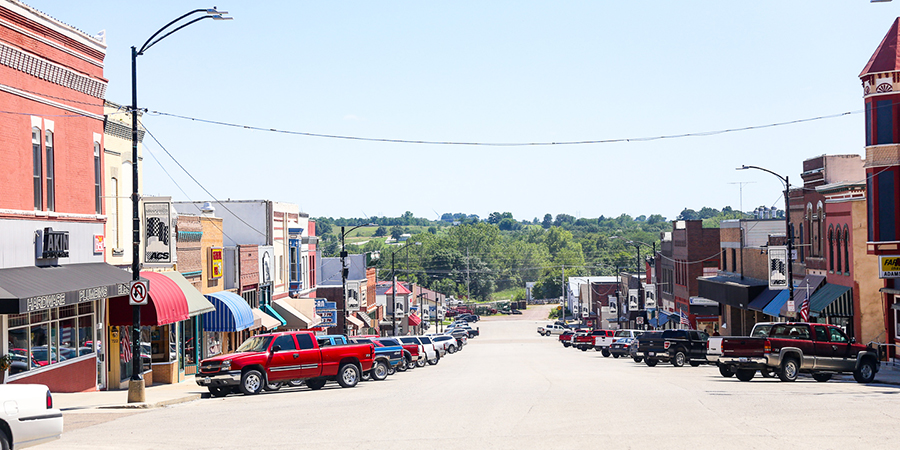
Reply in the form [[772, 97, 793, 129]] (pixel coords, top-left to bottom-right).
[[55, 376, 206, 411]]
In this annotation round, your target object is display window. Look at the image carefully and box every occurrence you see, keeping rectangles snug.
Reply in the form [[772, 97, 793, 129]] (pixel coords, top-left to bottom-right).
[[8, 302, 97, 376]]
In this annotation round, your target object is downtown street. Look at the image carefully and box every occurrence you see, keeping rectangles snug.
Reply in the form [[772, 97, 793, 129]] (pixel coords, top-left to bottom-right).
[[47, 306, 900, 450]]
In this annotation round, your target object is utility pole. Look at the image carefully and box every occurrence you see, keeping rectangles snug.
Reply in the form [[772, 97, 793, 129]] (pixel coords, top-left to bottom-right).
[[466, 246, 471, 301], [728, 181, 756, 218], [561, 264, 566, 321]]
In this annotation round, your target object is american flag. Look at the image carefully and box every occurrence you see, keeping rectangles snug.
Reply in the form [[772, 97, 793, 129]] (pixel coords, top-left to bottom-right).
[[798, 289, 811, 322], [679, 310, 692, 329], [121, 330, 132, 363]]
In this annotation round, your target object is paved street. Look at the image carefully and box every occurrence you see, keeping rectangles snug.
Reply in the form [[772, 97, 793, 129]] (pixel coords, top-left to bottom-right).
[[49, 306, 900, 450]]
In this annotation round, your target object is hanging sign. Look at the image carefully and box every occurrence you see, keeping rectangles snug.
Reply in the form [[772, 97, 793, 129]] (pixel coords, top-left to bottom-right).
[[768, 246, 788, 290], [879, 256, 900, 278], [644, 284, 656, 309], [209, 247, 224, 279], [143, 200, 172, 264], [628, 289, 639, 310]]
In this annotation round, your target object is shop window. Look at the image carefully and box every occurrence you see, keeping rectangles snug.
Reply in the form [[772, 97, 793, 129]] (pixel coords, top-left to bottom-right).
[[45, 130, 54, 211], [7, 303, 97, 376], [32, 127, 42, 210], [876, 100, 893, 145], [94, 142, 102, 214], [119, 325, 152, 382], [878, 171, 896, 242]]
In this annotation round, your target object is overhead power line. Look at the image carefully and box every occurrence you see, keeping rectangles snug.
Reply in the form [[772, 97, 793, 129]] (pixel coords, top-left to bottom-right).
[[148, 109, 862, 147]]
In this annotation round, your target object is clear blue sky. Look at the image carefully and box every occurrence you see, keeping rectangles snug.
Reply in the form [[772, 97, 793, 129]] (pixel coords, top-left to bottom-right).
[[25, 1, 900, 222]]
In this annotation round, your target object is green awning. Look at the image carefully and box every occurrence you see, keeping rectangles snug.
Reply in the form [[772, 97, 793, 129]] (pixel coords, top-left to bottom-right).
[[810, 284, 853, 317]]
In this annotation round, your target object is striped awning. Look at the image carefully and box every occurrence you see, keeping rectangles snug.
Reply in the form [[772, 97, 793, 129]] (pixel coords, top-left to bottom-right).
[[202, 291, 255, 332], [810, 284, 853, 317], [356, 311, 372, 327]]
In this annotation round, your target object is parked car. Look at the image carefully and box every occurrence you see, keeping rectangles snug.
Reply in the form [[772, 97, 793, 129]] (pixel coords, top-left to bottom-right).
[[0, 384, 62, 449], [400, 336, 440, 365], [637, 329, 710, 367], [707, 322, 776, 378], [349, 337, 403, 380], [376, 337, 424, 370], [559, 330, 576, 347], [445, 330, 468, 349], [632, 331, 664, 363], [457, 313, 480, 323], [609, 337, 636, 358], [447, 325, 479, 338], [372, 337, 414, 372], [589, 330, 619, 356], [574, 330, 612, 352], [197, 330, 375, 396], [429, 334, 459, 354], [718, 322, 880, 383], [538, 324, 568, 336]]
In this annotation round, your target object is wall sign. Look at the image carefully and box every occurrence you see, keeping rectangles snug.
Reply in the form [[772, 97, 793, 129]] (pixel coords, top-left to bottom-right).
[[258, 246, 274, 284], [879, 256, 900, 278], [36, 227, 69, 259], [93, 234, 105, 254], [209, 247, 224, 279], [143, 200, 172, 264], [768, 246, 788, 290]]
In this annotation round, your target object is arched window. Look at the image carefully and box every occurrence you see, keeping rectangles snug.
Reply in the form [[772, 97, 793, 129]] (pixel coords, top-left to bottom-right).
[[835, 226, 842, 274], [45, 130, 54, 211], [843, 225, 851, 275], [817, 202, 825, 257], [806, 204, 814, 257], [799, 223, 805, 262], [828, 225, 835, 272]]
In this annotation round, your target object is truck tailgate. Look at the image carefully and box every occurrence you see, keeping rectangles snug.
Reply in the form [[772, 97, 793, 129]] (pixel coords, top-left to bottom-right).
[[721, 337, 767, 358]]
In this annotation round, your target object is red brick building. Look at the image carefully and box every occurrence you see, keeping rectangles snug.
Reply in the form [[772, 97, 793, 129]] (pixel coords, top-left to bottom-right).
[[671, 220, 720, 317]]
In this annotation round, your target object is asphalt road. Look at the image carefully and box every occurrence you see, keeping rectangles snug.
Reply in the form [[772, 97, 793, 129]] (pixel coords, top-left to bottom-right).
[[45, 305, 900, 450]]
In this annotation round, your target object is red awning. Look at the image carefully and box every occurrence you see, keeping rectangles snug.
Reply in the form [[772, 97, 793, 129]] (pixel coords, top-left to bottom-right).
[[108, 272, 190, 326], [407, 314, 422, 327]]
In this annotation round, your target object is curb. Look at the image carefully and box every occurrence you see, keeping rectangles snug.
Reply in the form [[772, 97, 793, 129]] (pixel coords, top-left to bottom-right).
[[94, 394, 201, 410]]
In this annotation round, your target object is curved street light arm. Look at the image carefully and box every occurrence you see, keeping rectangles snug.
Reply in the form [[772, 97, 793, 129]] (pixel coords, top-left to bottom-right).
[[138, 8, 209, 55], [738, 165, 787, 185], [141, 15, 216, 55]]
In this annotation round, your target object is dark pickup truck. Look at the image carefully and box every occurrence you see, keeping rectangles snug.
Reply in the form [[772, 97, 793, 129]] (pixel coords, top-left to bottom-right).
[[635, 329, 709, 367], [718, 322, 879, 383]]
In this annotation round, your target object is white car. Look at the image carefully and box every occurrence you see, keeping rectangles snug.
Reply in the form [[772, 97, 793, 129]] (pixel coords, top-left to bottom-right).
[[399, 336, 440, 366], [0, 384, 63, 448], [538, 324, 568, 336], [428, 334, 459, 354]]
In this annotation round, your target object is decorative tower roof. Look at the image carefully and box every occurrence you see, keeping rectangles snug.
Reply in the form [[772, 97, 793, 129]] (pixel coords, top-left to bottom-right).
[[860, 17, 900, 78]]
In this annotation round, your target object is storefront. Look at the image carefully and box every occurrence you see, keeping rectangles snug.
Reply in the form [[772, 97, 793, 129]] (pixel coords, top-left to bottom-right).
[[201, 291, 255, 358], [107, 271, 216, 387], [1, 263, 132, 392]]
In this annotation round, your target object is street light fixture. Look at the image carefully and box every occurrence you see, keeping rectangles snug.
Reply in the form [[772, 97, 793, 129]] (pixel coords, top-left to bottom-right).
[[339, 223, 376, 335], [128, 7, 231, 404], [736, 164, 795, 307], [390, 240, 421, 336]]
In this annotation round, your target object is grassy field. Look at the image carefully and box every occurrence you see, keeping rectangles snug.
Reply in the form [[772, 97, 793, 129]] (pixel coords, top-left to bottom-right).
[[489, 287, 525, 302], [342, 226, 435, 246]]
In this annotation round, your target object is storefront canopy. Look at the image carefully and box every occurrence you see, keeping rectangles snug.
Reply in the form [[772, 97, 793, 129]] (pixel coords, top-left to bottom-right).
[[261, 303, 287, 327], [202, 291, 255, 332], [346, 315, 364, 329], [273, 298, 319, 330], [749, 289, 789, 312], [408, 314, 422, 327], [810, 284, 853, 317], [780, 275, 827, 317], [356, 311, 373, 327], [697, 275, 768, 310], [109, 271, 190, 326], [0, 263, 131, 314], [763, 290, 792, 317], [159, 271, 214, 317], [251, 308, 282, 331]]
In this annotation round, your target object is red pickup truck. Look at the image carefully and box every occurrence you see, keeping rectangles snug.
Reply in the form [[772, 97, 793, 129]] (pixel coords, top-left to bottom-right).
[[718, 322, 879, 383], [197, 330, 375, 396]]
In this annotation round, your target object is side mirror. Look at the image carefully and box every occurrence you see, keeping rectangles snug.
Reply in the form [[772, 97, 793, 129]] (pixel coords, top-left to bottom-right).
[[850, 338, 856, 344], [271, 344, 282, 353]]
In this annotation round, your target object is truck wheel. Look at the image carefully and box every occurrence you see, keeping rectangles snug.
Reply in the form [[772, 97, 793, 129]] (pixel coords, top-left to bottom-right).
[[239, 369, 264, 395], [612, 354, 620, 358], [448, 345, 457, 354], [633, 357, 643, 363], [396, 358, 408, 372], [337, 364, 360, 388], [778, 358, 799, 382], [735, 369, 755, 382], [812, 373, 832, 382], [387, 364, 396, 376], [208, 386, 230, 397], [718, 364, 735, 378], [264, 381, 283, 391], [672, 350, 686, 367], [371, 361, 389, 381], [601, 349, 611, 358], [690, 361, 701, 367], [581, 347, 587, 352], [306, 378, 327, 390], [416, 358, 426, 368], [0, 429, 9, 450], [853, 359, 877, 383], [760, 368, 775, 378], [428, 354, 440, 365], [645, 358, 658, 367]]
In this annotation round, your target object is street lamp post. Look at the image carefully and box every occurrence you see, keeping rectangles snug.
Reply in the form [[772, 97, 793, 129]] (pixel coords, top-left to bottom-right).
[[129, 7, 231, 403], [390, 240, 420, 336], [737, 165, 795, 308], [340, 224, 376, 335]]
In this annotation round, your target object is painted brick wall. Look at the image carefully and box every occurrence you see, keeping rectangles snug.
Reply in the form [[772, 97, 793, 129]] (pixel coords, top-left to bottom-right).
[[176, 215, 202, 275], [200, 216, 224, 294]]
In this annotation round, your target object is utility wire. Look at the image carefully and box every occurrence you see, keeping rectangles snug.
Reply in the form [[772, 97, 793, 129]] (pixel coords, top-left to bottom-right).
[[148, 109, 862, 147]]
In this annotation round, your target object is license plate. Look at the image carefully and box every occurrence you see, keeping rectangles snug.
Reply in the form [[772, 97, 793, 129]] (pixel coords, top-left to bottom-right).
[[648, 352, 655, 357], [204, 377, 211, 383], [739, 357, 749, 363]]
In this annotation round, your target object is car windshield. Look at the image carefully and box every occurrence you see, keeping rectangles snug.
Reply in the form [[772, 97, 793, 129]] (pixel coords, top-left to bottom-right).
[[377, 338, 400, 346], [752, 324, 773, 337], [615, 330, 631, 337], [236, 335, 273, 352]]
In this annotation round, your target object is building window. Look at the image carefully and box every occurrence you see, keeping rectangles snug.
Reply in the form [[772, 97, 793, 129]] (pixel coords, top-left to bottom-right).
[[32, 127, 42, 210], [876, 100, 893, 145], [818, 202, 825, 257], [731, 249, 737, 273], [45, 130, 54, 211], [94, 142, 102, 214], [828, 225, 834, 272], [799, 223, 805, 263], [866, 101, 873, 146], [110, 177, 119, 249], [843, 225, 851, 275], [878, 170, 897, 242], [8, 302, 96, 376], [721, 249, 726, 270]]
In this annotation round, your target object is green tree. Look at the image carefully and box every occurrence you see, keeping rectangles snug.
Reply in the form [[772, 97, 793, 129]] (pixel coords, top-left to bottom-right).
[[542, 214, 553, 229], [374, 226, 388, 237], [390, 226, 403, 240], [487, 212, 502, 224]]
